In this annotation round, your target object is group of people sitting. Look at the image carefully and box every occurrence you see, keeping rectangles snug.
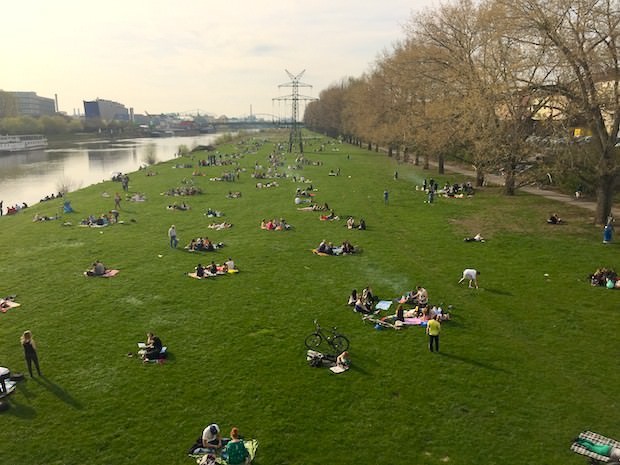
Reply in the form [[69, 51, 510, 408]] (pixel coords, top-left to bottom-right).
[[392, 303, 450, 322], [590, 267, 620, 288], [191, 258, 237, 278], [164, 186, 202, 196], [346, 217, 366, 230], [260, 218, 292, 231], [5, 203, 28, 215], [255, 181, 279, 189], [315, 239, 356, 256], [167, 202, 190, 211], [40, 192, 64, 202], [204, 208, 224, 218], [186, 237, 224, 252], [79, 212, 119, 227], [398, 286, 429, 306], [188, 423, 253, 465], [347, 286, 378, 314], [547, 213, 564, 224]]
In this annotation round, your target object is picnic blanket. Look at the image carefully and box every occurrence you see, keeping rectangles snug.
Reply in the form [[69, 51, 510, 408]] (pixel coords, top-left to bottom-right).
[[311, 249, 330, 256], [571, 431, 620, 462], [0, 300, 20, 313], [84, 269, 119, 278], [375, 300, 392, 311]]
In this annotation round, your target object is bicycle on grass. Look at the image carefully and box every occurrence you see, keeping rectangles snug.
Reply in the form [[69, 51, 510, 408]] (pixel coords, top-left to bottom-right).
[[304, 320, 350, 353]]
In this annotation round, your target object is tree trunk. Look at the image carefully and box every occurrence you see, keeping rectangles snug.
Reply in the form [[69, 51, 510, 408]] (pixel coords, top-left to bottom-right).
[[596, 172, 615, 225], [388, 146, 393, 158], [414, 153, 420, 166], [367, 142, 372, 150], [475, 167, 485, 187], [438, 154, 445, 174], [423, 154, 429, 170], [504, 169, 516, 195]]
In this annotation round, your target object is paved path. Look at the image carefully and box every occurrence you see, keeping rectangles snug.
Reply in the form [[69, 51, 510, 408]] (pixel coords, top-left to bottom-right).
[[433, 162, 619, 218]]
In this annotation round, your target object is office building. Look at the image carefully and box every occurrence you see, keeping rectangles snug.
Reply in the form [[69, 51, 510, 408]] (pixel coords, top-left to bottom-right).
[[83, 98, 129, 121]]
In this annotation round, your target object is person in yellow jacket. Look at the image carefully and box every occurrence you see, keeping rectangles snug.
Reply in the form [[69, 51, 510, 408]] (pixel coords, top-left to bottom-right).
[[426, 315, 441, 352]]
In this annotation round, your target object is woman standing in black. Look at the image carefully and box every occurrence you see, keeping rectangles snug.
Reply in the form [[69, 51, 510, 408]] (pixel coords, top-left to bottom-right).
[[21, 330, 41, 377]]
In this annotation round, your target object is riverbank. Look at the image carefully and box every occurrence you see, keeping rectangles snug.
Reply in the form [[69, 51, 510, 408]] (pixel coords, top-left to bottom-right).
[[0, 130, 617, 465]]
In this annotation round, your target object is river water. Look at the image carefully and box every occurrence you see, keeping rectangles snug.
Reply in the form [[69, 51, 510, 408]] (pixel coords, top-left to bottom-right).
[[0, 134, 222, 211]]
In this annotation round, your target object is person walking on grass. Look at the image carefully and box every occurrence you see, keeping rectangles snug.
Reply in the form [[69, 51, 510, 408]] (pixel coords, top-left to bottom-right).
[[114, 192, 122, 210], [168, 224, 178, 248], [426, 315, 441, 352], [21, 330, 41, 377], [384, 189, 389, 205]]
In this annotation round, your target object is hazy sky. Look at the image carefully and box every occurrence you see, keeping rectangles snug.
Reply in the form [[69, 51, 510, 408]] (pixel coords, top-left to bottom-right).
[[3, 0, 434, 118]]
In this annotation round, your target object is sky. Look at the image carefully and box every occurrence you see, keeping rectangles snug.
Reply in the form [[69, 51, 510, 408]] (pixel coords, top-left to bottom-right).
[[2, 0, 435, 118]]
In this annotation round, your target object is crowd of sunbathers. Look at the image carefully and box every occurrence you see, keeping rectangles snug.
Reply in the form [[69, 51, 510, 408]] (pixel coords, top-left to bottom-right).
[[39, 192, 64, 202], [255, 181, 279, 189], [186, 237, 224, 252], [163, 186, 202, 196], [315, 239, 355, 255], [79, 211, 119, 226], [260, 218, 292, 230]]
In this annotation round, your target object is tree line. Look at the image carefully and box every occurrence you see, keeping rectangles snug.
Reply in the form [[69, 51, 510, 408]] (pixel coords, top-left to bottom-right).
[[304, 0, 620, 224]]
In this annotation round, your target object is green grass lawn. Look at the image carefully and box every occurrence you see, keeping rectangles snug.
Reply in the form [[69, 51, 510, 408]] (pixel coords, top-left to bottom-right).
[[1, 129, 618, 465]]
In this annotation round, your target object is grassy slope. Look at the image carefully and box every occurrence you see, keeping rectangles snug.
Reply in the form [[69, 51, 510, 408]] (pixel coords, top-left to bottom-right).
[[0, 129, 618, 465]]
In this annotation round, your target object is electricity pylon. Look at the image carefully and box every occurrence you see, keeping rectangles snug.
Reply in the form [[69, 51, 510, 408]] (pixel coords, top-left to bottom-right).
[[273, 69, 317, 153]]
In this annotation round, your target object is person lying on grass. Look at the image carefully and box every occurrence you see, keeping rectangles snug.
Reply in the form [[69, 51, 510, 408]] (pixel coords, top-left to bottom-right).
[[167, 201, 190, 211], [320, 209, 339, 221], [208, 222, 232, 230]]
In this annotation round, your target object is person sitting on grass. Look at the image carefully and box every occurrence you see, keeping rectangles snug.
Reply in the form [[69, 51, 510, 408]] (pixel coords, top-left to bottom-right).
[[347, 289, 358, 306], [336, 351, 351, 370], [86, 260, 106, 276], [141, 332, 163, 361], [207, 261, 218, 276], [346, 217, 356, 229], [221, 427, 250, 465], [225, 257, 236, 271], [195, 263, 206, 278], [317, 240, 332, 255], [354, 296, 372, 314], [358, 218, 366, 230], [547, 213, 563, 224]]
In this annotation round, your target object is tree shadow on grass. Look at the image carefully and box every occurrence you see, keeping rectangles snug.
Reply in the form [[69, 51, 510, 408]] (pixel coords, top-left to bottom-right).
[[34, 376, 83, 409], [437, 352, 510, 373]]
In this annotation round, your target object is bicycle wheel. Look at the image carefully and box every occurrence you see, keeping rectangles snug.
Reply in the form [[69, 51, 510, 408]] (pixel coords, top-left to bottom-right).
[[305, 333, 323, 350], [330, 335, 350, 353]]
